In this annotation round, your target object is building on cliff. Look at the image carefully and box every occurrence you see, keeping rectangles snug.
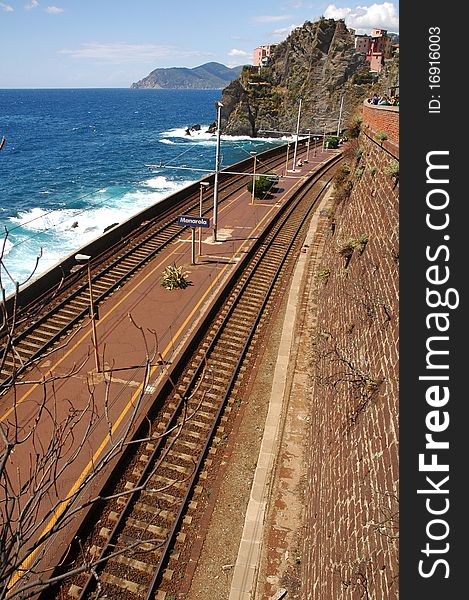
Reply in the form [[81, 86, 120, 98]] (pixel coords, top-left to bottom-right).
[[353, 28, 394, 73], [253, 45, 276, 67]]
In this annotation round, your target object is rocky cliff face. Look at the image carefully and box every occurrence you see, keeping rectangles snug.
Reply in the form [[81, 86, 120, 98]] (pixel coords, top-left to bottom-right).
[[219, 18, 370, 136]]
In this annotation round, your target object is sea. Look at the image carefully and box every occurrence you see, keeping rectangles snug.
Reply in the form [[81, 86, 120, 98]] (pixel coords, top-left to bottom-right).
[[0, 88, 288, 298]]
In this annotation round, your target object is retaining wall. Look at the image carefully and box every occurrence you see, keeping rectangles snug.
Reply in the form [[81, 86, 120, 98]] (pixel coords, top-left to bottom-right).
[[302, 104, 399, 598]]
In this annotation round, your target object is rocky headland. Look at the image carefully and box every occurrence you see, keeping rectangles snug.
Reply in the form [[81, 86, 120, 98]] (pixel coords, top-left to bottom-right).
[[131, 62, 243, 90], [217, 18, 398, 136]]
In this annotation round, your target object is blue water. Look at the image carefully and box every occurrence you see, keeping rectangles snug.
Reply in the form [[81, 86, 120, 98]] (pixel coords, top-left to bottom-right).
[[0, 88, 286, 297]]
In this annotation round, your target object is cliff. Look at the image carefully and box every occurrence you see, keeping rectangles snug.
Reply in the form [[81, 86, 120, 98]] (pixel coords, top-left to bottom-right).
[[131, 62, 244, 89], [219, 18, 380, 136]]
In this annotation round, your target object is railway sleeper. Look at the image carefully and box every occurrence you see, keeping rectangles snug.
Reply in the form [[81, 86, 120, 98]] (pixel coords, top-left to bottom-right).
[[130, 250, 151, 261], [105, 550, 157, 575], [241, 291, 267, 305], [132, 462, 189, 481], [166, 437, 197, 451], [26, 332, 51, 344], [97, 275, 120, 286], [117, 498, 175, 522], [184, 408, 216, 422], [166, 449, 198, 464], [186, 418, 211, 431], [51, 308, 77, 320], [201, 355, 239, 370], [36, 323, 63, 334], [56, 308, 81, 321], [156, 461, 191, 476], [149, 474, 189, 492], [108, 512, 168, 539], [68, 296, 89, 306], [10, 347, 34, 361], [17, 339, 43, 352], [90, 284, 111, 295], [90, 570, 149, 597], [125, 482, 179, 506], [120, 257, 141, 268], [215, 339, 245, 353], [234, 306, 259, 319], [178, 428, 206, 442], [108, 263, 131, 274]]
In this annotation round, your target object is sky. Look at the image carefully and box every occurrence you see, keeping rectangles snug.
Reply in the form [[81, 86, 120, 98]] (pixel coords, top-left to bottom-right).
[[0, 1, 399, 88]]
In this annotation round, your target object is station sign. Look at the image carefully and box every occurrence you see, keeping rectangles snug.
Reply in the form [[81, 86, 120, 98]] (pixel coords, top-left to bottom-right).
[[177, 215, 210, 228]]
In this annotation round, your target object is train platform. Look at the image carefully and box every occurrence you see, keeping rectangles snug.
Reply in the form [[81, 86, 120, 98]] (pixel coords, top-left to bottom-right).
[[1, 146, 337, 593]]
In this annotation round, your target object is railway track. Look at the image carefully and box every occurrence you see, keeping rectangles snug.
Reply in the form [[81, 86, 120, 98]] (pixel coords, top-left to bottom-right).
[[0, 141, 314, 389], [50, 154, 342, 600]]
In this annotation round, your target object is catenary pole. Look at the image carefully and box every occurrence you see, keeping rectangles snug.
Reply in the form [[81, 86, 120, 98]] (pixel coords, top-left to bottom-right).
[[292, 98, 302, 171], [212, 101, 223, 242]]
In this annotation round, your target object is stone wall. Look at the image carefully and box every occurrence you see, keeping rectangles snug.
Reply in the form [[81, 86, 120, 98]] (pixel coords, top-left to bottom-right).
[[302, 106, 399, 598]]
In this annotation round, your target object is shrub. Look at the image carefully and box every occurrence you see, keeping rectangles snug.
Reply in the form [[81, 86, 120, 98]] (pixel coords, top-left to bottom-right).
[[317, 267, 331, 283], [385, 160, 399, 181], [347, 117, 362, 139], [247, 171, 279, 197], [377, 131, 388, 142], [355, 146, 364, 160], [325, 135, 339, 149], [337, 234, 369, 258], [333, 163, 351, 189], [355, 167, 365, 180]]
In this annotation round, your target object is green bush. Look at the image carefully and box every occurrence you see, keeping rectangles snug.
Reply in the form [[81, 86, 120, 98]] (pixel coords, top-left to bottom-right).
[[317, 267, 331, 283], [325, 135, 339, 149], [385, 160, 399, 181], [347, 118, 362, 139], [247, 172, 279, 198]]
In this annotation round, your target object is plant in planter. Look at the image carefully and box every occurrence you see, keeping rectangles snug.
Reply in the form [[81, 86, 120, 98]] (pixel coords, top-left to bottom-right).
[[247, 171, 279, 198], [161, 263, 190, 290]]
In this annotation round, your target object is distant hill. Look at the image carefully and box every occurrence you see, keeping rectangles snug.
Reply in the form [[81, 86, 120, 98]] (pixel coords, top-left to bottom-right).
[[131, 62, 245, 89]]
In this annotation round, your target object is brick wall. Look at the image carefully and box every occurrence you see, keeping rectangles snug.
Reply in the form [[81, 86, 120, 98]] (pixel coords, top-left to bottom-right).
[[362, 102, 399, 147], [302, 112, 399, 598]]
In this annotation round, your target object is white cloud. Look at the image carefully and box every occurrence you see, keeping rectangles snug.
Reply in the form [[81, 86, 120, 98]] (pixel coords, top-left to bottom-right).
[[228, 49, 251, 58], [252, 14, 294, 23], [0, 2, 14, 11], [25, 0, 39, 9], [45, 5, 64, 13], [60, 42, 211, 64], [269, 24, 301, 39], [324, 3, 399, 33]]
